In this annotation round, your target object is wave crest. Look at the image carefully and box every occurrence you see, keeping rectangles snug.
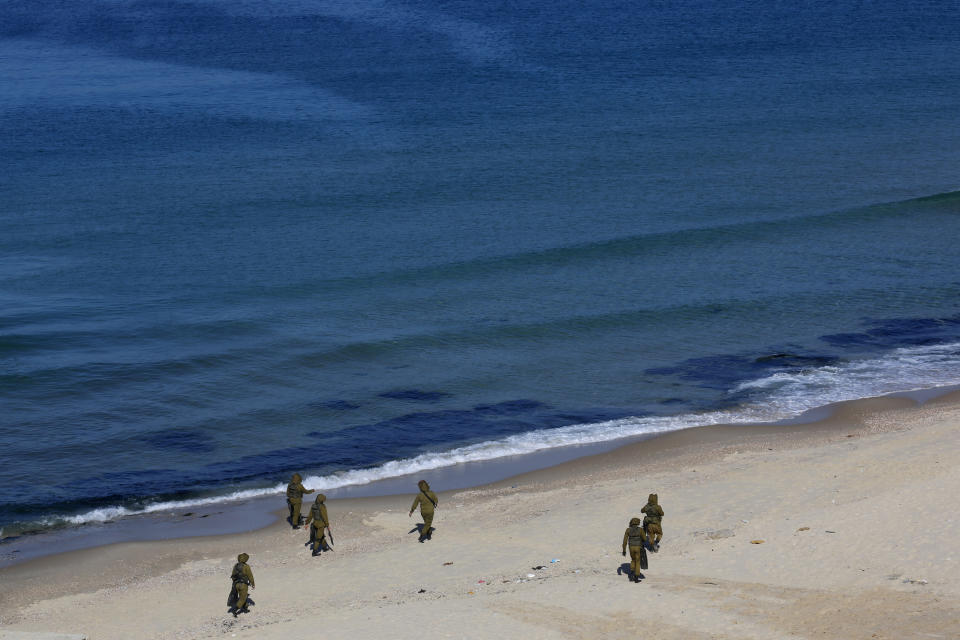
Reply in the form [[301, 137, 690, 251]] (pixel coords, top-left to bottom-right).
[[12, 341, 960, 534]]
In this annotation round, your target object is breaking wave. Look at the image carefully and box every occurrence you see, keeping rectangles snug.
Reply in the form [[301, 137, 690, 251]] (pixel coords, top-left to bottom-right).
[[13, 341, 960, 535], [735, 341, 960, 412]]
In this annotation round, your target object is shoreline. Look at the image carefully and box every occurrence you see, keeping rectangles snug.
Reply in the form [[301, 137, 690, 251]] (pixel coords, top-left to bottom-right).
[[1, 384, 958, 638], [3, 383, 959, 570]]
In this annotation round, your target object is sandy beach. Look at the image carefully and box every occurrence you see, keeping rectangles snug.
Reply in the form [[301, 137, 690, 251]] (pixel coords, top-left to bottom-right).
[[2, 391, 958, 640]]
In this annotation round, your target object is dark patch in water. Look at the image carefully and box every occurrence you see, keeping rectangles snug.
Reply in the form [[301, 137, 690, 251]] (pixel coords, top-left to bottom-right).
[[821, 314, 960, 349], [754, 353, 835, 367], [319, 400, 361, 411], [540, 408, 641, 427], [647, 355, 764, 388], [142, 429, 216, 453], [0, 398, 640, 525], [472, 399, 546, 415], [379, 389, 452, 402], [39, 469, 203, 514], [301, 400, 637, 462], [645, 313, 960, 415], [14, 313, 960, 528], [819, 332, 875, 348], [645, 351, 841, 389]]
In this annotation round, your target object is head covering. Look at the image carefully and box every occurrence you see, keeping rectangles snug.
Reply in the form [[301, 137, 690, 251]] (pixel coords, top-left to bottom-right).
[[418, 480, 430, 491], [647, 493, 658, 505], [629, 517, 641, 526], [291, 473, 301, 482], [315, 493, 326, 503], [237, 553, 249, 563]]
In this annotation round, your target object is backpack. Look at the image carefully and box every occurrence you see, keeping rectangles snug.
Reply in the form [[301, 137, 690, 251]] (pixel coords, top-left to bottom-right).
[[231, 562, 251, 585]]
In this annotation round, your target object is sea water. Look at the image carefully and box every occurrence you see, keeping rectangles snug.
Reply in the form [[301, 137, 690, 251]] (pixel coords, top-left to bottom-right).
[[2, 0, 960, 538]]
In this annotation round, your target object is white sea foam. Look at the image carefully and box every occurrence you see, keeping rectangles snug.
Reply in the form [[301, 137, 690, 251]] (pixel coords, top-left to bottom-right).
[[735, 341, 960, 412], [34, 341, 960, 529], [37, 487, 287, 527]]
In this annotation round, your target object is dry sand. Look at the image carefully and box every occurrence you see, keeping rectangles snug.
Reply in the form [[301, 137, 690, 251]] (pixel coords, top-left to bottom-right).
[[2, 392, 958, 639]]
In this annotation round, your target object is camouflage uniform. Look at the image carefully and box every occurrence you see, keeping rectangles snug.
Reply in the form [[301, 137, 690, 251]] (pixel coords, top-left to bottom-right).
[[642, 493, 664, 547], [409, 480, 438, 542], [622, 517, 647, 582], [228, 553, 255, 614], [286, 473, 314, 528], [303, 494, 330, 555]]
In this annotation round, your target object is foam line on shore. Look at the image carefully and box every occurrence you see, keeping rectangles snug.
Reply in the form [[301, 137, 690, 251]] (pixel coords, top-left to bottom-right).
[[15, 341, 960, 533]]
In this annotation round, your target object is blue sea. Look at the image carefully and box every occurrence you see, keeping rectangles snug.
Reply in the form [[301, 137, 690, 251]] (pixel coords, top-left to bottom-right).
[[2, 0, 960, 539]]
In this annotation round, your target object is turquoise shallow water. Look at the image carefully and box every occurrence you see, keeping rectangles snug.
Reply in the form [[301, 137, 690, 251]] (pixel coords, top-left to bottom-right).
[[2, 0, 960, 536]]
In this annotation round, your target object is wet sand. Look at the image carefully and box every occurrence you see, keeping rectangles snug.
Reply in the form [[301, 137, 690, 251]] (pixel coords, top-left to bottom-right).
[[1, 390, 958, 639]]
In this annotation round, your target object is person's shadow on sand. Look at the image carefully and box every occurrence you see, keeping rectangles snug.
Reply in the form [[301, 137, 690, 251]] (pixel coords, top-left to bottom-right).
[[226, 595, 255, 612], [408, 523, 435, 540], [617, 563, 644, 582]]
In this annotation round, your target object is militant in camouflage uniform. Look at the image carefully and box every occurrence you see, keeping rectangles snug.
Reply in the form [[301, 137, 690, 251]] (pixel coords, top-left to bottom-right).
[[622, 517, 648, 583], [303, 493, 331, 556], [286, 473, 314, 529], [409, 479, 438, 542], [641, 493, 664, 550], [228, 553, 255, 616]]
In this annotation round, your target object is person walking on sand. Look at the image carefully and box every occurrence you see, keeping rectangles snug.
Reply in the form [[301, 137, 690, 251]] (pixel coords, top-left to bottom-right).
[[622, 517, 648, 583], [228, 553, 255, 616], [286, 473, 314, 529], [303, 493, 331, 556], [642, 493, 664, 551], [409, 479, 438, 542]]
